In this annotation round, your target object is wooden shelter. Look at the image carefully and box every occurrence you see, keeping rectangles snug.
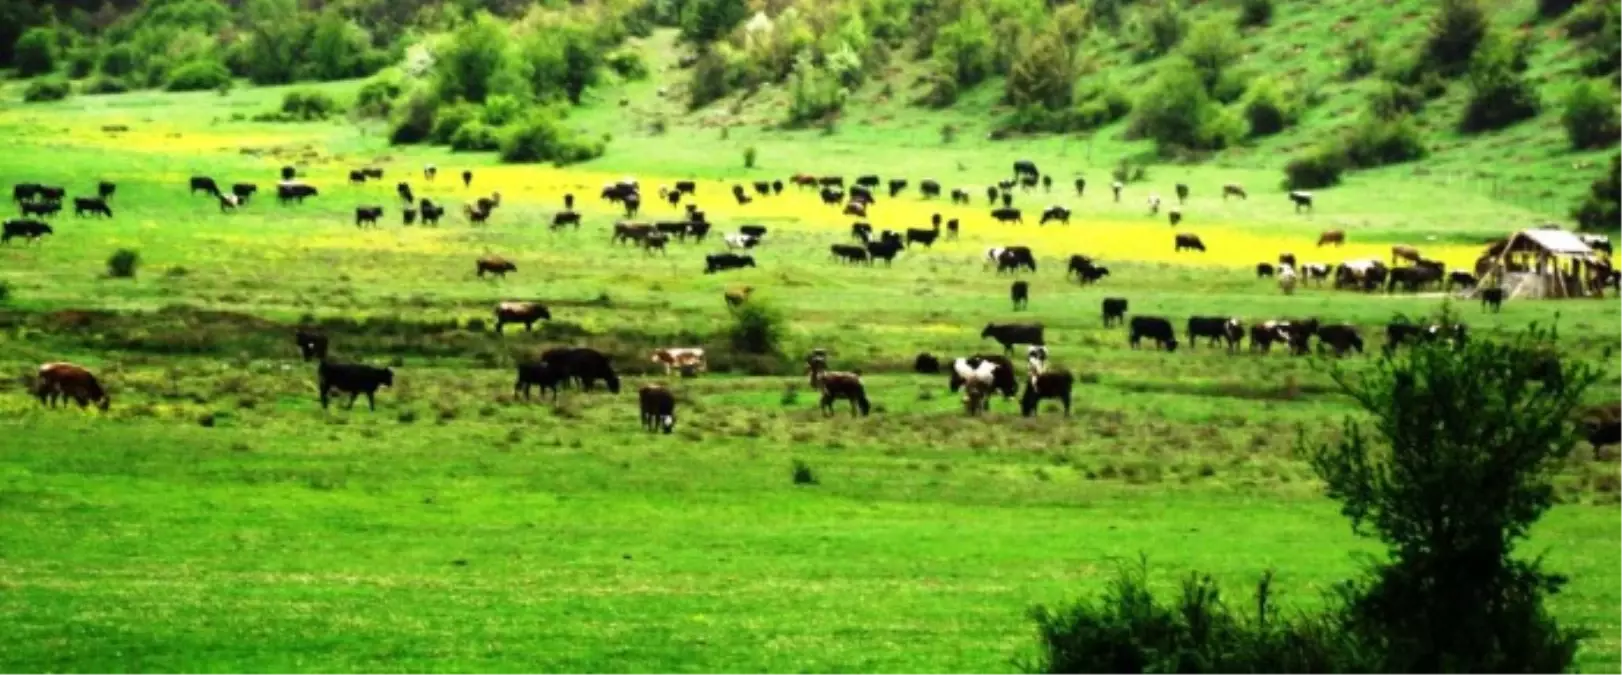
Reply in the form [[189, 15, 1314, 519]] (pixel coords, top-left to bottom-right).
[[1480, 227, 1607, 299]]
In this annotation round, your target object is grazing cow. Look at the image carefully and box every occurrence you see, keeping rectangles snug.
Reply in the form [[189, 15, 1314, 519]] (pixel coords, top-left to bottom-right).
[[621, 193, 642, 218], [706, 253, 756, 274], [991, 207, 1023, 224], [461, 170, 473, 188], [1257, 262, 1276, 278], [951, 188, 971, 205], [855, 175, 880, 189], [1146, 195, 1162, 216], [671, 180, 695, 196], [73, 197, 112, 218], [738, 224, 767, 239], [1335, 259, 1389, 292], [12, 183, 42, 202], [1278, 265, 1299, 295], [820, 187, 845, 206], [1040, 205, 1071, 225], [396, 182, 414, 204], [981, 323, 1044, 355], [1391, 245, 1423, 266], [1067, 254, 1098, 279], [466, 201, 494, 223], [97, 181, 116, 200], [539, 347, 622, 393], [1076, 265, 1110, 284], [1301, 263, 1332, 285], [851, 222, 873, 241], [514, 361, 565, 401], [1289, 191, 1313, 213], [725, 233, 761, 250], [1168, 209, 1182, 227], [348, 170, 366, 185], [724, 286, 754, 308], [1041, 175, 1053, 192], [843, 201, 867, 218], [866, 239, 903, 266], [914, 353, 942, 374], [1317, 230, 1345, 247], [654, 222, 689, 241], [888, 178, 908, 197], [791, 174, 818, 189], [1188, 317, 1244, 352], [1174, 233, 1206, 253], [1277, 319, 1321, 355], [986, 185, 1000, 206], [564, 194, 576, 210], [732, 185, 753, 205], [1021, 370, 1073, 417], [420, 202, 445, 226], [1001, 191, 1014, 208], [1383, 323, 1466, 354], [831, 244, 870, 265], [281, 166, 297, 181], [1481, 287, 1504, 312], [217, 194, 242, 212], [317, 361, 394, 411], [424, 165, 437, 181], [363, 168, 383, 180], [277, 183, 318, 204], [906, 223, 941, 248], [1387, 265, 1443, 293], [997, 247, 1038, 274], [849, 185, 875, 204], [1012, 160, 1039, 178], [1128, 316, 1178, 351], [650, 348, 707, 376], [231, 183, 258, 203], [613, 222, 653, 245], [642, 231, 671, 254], [946, 218, 960, 240], [20, 201, 61, 218], [1447, 271, 1478, 291], [815, 370, 871, 417], [1223, 183, 1247, 200], [1102, 297, 1128, 326], [34, 186, 65, 203], [920, 180, 941, 199], [294, 330, 329, 361], [1010, 281, 1029, 310], [1315, 324, 1364, 357], [354, 206, 384, 228], [402, 208, 417, 225], [2, 219, 52, 244], [190, 176, 220, 196], [686, 220, 713, 241], [34, 362, 111, 411], [952, 358, 999, 415], [1248, 321, 1291, 353], [477, 255, 517, 278], [1174, 183, 1189, 204], [494, 301, 551, 333], [552, 211, 582, 229], [751, 181, 771, 196], [639, 384, 677, 434]]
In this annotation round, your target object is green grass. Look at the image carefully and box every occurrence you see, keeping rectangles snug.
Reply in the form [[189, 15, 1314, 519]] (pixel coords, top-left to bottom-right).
[[0, 40, 1619, 672]]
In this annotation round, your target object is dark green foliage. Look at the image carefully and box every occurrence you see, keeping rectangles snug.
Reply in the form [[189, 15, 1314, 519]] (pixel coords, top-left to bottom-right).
[[354, 73, 405, 118], [165, 60, 232, 92], [65, 47, 97, 79], [933, 7, 995, 89], [1459, 30, 1541, 133], [1307, 320, 1597, 673], [1179, 19, 1244, 101], [522, 24, 603, 105], [430, 103, 480, 145], [81, 75, 131, 95], [450, 121, 502, 152], [389, 89, 437, 145], [679, 0, 749, 44], [1342, 37, 1377, 80], [1238, 0, 1272, 28], [1282, 148, 1346, 189], [1242, 76, 1295, 137], [607, 50, 649, 80], [727, 299, 785, 356], [1134, 1, 1189, 61], [498, 113, 605, 165], [1004, 29, 1075, 110], [1027, 562, 1369, 673], [14, 26, 58, 77], [1071, 80, 1134, 130], [279, 90, 339, 121], [23, 77, 72, 103], [99, 44, 137, 78], [434, 14, 519, 105], [786, 56, 846, 126], [107, 249, 140, 278], [1573, 154, 1620, 232], [1535, 0, 1577, 20], [1369, 79, 1426, 120], [1340, 114, 1428, 168], [1579, 2, 1620, 76], [1423, 0, 1487, 77], [1561, 80, 1620, 151], [791, 459, 818, 485], [1129, 57, 1242, 154], [687, 49, 733, 110], [0, 280, 11, 304]]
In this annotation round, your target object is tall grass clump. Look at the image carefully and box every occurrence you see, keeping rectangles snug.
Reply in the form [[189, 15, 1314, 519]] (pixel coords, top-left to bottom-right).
[[107, 249, 140, 278]]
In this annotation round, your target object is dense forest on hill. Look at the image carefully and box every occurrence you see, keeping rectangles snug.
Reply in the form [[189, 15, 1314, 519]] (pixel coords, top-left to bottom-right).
[[3, 0, 1618, 224]]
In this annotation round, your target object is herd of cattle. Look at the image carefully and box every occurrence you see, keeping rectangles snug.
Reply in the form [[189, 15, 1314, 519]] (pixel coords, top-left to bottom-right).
[[11, 160, 1619, 441]]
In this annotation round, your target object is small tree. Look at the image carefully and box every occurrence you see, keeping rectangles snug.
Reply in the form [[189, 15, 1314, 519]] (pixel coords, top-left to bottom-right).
[[14, 27, 58, 77], [1424, 0, 1488, 77], [1459, 30, 1541, 133], [1307, 319, 1597, 672], [727, 298, 784, 355], [1004, 29, 1075, 110], [679, 0, 749, 45], [1238, 0, 1273, 28], [1572, 154, 1620, 233], [1561, 80, 1620, 150]]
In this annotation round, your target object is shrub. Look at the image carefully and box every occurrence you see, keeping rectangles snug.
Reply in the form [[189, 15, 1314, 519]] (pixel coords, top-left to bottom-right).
[[280, 89, 338, 121], [81, 76, 131, 95], [1282, 148, 1346, 189], [1136, 2, 1189, 60], [66, 47, 97, 79], [429, 102, 480, 144], [607, 50, 649, 80], [1424, 0, 1488, 76], [99, 43, 137, 78], [688, 49, 733, 110], [1580, 3, 1620, 76], [743, 146, 757, 168], [1129, 57, 1241, 154], [480, 94, 524, 127], [1242, 76, 1295, 137], [1005, 29, 1076, 110], [727, 299, 784, 355], [1459, 31, 1541, 133], [1340, 114, 1428, 167], [22, 77, 71, 103], [1343, 37, 1377, 80], [679, 0, 750, 44], [165, 60, 232, 92], [107, 249, 140, 278], [1370, 80, 1426, 119], [0, 280, 11, 304], [1561, 80, 1620, 150], [14, 27, 58, 77], [450, 121, 501, 152], [1573, 154, 1620, 232], [498, 114, 605, 165], [1535, 0, 1577, 20], [389, 89, 437, 145], [934, 8, 996, 88], [1238, 0, 1273, 28], [791, 459, 818, 485], [1180, 18, 1244, 97], [785, 57, 846, 127], [354, 74, 404, 117]]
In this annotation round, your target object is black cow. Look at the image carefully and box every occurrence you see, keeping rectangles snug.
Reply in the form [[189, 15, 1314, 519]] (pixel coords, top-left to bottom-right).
[[355, 206, 383, 227], [420, 202, 445, 226], [1447, 271, 1478, 291], [403, 208, 417, 225], [281, 166, 296, 181], [1040, 206, 1070, 225], [539, 347, 621, 393], [317, 361, 394, 411], [705, 253, 756, 274], [855, 175, 879, 188], [1020, 370, 1073, 417], [820, 187, 844, 206], [294, 330, 329, 361], [278, 183, 318, 204], [553, 211, 582, 229], [72, 197, 112, 218], [986, 185, 999, 206], [462, 170, 473, 188], [97, 181, 116, 200], [1257, 263, 1276, 278], [20, 202, 60, 218], [1187, 317, 1243, 352], [888, 178, 908, 197], [1012, 160, 1038, 178], [997, 247, 1037, 274], [34, 186, 65, 203], [348, 170, 367, 184], [1289, 191, 1313, 213], [674, 180, 696, 195], [949, 354, 1019, 400], [753, 181, 771, 196], [1102, 297, 1128, 326], [1074, 177, 1087, 196], [951, 188, 970, 205], [866, 240, 903, 266], [1174, 183, 1189, 204], [771, 180, 784, 195], [231, 183, 258, 202], [849, 185, 874, 205], [2, 219, 52, 244], [1387, 265, 1442, 293], [397, 182, 414, 204], [991, 207, 1023, 224], [981, 323, 1044, 355], [738, 224, 767, 239], [190, 176, 220, 196], [1076, 265, 1110, 284], [851, 222, 873, 241], [1175, 233, 1205, 252], [831, 244, 870, 265], [1010, 281, 1029, 310], [1129, 316, 1178, 351], [13, 183, 41, 202], [1315, 324, 1364, 357], [920, 180, 941, 199], [906, 224, 940, 248], [514, 361, 566, 401], [1480, 287, 1504, 312]]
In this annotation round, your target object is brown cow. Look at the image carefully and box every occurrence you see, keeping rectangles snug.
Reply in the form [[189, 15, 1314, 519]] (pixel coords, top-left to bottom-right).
[[724, 285, 754, 308], [1317, 230, 1345, 247], [493, 301, 551, 333], [35, 362, 110, 410], [1392, 245, 1422, 265], [613, 221, 653, 245], [639, 383, 677, 433], [815, 370, 871, 417], [477, 255, 517, 278]]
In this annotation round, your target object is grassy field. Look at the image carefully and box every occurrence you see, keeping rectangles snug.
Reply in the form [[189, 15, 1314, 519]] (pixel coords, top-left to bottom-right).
[[0, 71, 1619, 672]]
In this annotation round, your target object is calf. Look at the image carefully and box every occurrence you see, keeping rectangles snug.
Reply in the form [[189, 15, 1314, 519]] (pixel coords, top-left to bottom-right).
[[639, 384, 678, 433], [951, 188, 971, 204], [2, 219, 52, 244], [914, 353, 942, 374], [1289, 191, 1313, 213], [650, 347, 707, 376], [816, 371, 871, 417], [278, 183, 318, 204], [494, 301, 552, 333], [1187, 317, 1243, 352], [317, 361, 394, 411], [1010, 281, 1029, 310], [514, 361, 565, 401], [294, 330, 329, 361], [354, 206, 384, 227], [705, 253, 756, 274], [920, 179, 941, 199], [888, 178, 908, 197], [642, 232, 671, 254], [35, 362, 110, 411], [1076, 265, 1110, 284], [1102, 297, 1128, 326], [1128, 316, 1178, 351], [477, 255, 517, 278], [1174, 233, 1206, 253], [1039, 206, 1070, 225], [981, 323, 1044, 355], [552, 211, 582, 229], [1020, 369, 1074, 417]]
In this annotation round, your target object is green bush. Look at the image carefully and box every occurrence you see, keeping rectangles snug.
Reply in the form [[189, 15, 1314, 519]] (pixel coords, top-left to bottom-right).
[[1369, 79, 1426, 119], [1004, 29, 1075, 110], [107, 249, 140, 278], [727, 298, 785, 355], [280, 89, 339, 121], [1242, 76, 1295, 137], [1459, 31, 1541, 133], [1282, 148, 1346, 189], [99, 44, 137, 78], [429, 102, 480, 144], [1238, 0, 1273, 28], [66, 47, 97, 79], [1561, 80, 1620, 150], [1135, 1, 1189, 61], [1580, 2, 1620, 76], [165, 60, 232, 92], [743, 146, 757, 168], [1423, 0, 1487, 76], [23, 77, 71, 103], [14, 27, 58, 77], [1129, 57, 1240, 154], [480, 94, 524, 127], [450, 121, 501, 152], [1535, 0, 1578, 20], [498, 114, 605, 165], [0, 279, 12, 303], [687, 49, 733, 110], [389, 89, 437, 145], [785, 56, 846, 127], [1343, 37, 1377, 80], [81, 76, 132, 96], [607, 50, 649, 80], [1340, 114, 1428, 168], [679, 0, 750, 44], [1573, 154, 1620, 232], [354, 74, 404, 117]]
